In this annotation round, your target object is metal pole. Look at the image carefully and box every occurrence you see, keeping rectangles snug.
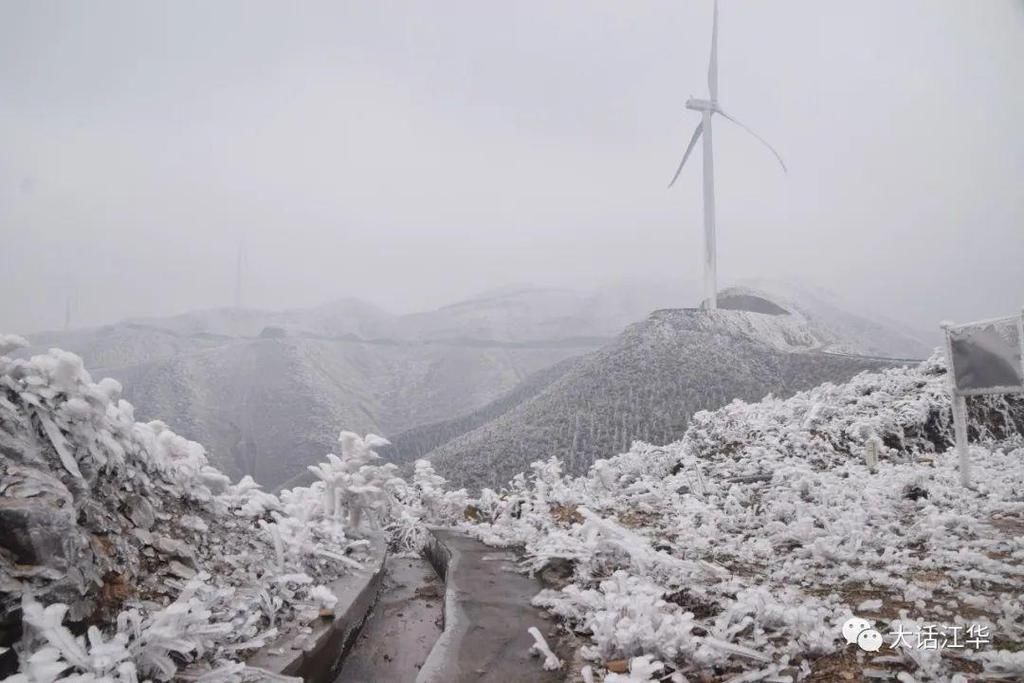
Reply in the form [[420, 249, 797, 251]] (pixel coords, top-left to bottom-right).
[[951, 392, 971, 487], [235, 239, 247, 309], [700, 109, 717, 310], [1018, 308, 1024, 384], [941, 321, 971, 488]]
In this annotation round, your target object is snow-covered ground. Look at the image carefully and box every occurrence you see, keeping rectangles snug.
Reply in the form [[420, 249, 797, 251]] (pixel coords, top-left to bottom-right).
[[458, 354, 1024, 681], [0, 337, 427, 682], [4, 335, 1022, 682]]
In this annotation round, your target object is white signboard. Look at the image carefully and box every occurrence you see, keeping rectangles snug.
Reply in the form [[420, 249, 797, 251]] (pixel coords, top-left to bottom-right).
[[945, 316, 1024, 396], [942, 312, 1024, 486]]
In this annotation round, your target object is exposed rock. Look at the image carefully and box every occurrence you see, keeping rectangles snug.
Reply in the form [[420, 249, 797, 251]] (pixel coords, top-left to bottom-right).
[[131, 528, 152, 545], [178, 514, 208, 533], [167, 561, 197, 579], [0, 468, 81, 570], [124, 494, 155, 530], [903, 483, 929, 501], [536, 557, 576, 589], [153, 535, 193, 561], [77, 498, 117, 530]]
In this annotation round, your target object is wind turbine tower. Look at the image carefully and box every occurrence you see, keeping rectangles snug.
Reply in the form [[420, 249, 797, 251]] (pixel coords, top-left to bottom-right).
[[668, 0, 787, 309], [234, 239, 247, 309], [64, 294, 74, 331]]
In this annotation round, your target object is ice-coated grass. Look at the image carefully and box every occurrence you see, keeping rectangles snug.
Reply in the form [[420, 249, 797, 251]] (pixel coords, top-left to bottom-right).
[[459, 355, 1024, 681], [0, 345, 413, 682], [4, 339, 1022, 682]]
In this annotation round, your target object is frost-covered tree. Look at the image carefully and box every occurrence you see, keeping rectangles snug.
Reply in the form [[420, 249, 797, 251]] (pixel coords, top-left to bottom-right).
[[306, 431, 399, 532]]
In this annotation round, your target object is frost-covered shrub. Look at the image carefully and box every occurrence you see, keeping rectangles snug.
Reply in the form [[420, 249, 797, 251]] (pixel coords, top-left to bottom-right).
[[0, 342, 388, 681], [383, 459, 470, 553], [602, 655, 672, 682], [221, 475, 280, 518], [682, 352, 1023, 468], [412, 459, 468, 523], [306, 431, 400, 533], [10, 578, 289, 683], [460, 355, 1024, 680]]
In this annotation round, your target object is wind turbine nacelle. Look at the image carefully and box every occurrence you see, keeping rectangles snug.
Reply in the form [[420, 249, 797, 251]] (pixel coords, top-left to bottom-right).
[[685, 98, 716, 112]]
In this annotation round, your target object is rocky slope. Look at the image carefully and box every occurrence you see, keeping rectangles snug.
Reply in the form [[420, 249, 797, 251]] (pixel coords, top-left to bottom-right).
[[0, 336, 401, 681], [732, 279, 934, 359]]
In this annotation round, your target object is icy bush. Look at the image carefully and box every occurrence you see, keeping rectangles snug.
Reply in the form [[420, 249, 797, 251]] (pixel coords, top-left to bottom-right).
[[527, 626, 563, 671], [306, 431, 400, 532], [0, 334, 29, 355], [383, 459, 469, 553], [10, 580, 291, 683], [0, 342, 398, 681], [411, 459, 469, 523], [602, 655, 674, 682], [461, 354, 1024, 681]]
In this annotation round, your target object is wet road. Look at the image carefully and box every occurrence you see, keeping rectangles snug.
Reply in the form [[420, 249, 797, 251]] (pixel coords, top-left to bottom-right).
[[334, 556, 444, 683]]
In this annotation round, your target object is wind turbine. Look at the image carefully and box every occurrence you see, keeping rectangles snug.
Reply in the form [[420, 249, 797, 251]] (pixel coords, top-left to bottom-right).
[[669, 0, 786, 310], [234, 237, 247, 309]]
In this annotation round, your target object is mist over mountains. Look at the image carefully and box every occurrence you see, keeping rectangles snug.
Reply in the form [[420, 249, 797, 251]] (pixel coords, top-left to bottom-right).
[[420, 297, 914, 490], [17, 281, 934, 490]]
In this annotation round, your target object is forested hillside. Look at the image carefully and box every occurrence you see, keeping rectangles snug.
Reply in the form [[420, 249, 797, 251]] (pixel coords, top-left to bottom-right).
[[426, 307, 907, 489], [16, 283, 932, 490]]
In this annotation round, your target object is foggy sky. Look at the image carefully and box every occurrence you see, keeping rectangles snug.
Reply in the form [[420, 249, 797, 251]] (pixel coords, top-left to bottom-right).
[[1, 0, 1022, 334]]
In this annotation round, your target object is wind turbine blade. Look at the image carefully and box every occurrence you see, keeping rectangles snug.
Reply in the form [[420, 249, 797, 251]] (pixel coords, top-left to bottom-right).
[[708, 0, 719, 101], [668, 121, 704, 188], [717, 110, 787, 172]]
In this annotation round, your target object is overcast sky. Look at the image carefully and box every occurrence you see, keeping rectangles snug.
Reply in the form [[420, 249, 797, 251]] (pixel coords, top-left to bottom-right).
[[1, 0, 1022, 334]]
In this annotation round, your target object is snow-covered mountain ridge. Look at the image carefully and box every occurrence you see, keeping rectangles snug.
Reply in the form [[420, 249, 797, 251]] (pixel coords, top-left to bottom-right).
[[17, 329, 591, 490], [16, 283, 931, 493], [457, 354, 1024, 681], [19, 284, 678, 490], [644, 306, 829, 354], [4, 332, 1021, 680], [424, 304, 913, 490]]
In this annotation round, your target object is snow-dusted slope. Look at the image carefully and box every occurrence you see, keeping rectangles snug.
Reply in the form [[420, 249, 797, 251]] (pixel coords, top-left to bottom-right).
[[19, 283, 934, 491], [730, 280, 934, 359], [393, 284, 690, 343], [19, 335, 592, 491], [107, 285, 681, 345], [425, 307, 906, 490], [97, 336, 583, 489], [374, 356, 581, 468], [461, 355, 1024, 681], [121, 298, 394, 340]]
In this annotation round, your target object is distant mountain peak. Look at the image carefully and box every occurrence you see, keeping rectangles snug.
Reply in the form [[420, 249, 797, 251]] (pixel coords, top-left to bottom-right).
[[643, 306, 822, 353], [424, 297, 908, 489], [714, 283, 932, 360]]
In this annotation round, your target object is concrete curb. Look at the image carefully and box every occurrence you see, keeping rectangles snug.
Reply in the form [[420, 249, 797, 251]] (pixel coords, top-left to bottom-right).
[[416, 528, 566, 683], [416, 529, 459, 682], [246, 533, 388, 683]]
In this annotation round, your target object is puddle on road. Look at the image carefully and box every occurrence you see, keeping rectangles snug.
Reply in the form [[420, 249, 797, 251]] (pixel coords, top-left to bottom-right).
[[334, 556, 444, 683]]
